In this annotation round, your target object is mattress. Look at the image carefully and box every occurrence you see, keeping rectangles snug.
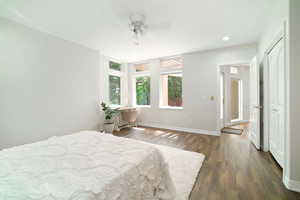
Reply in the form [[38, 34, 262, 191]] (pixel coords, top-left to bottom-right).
[[0, 131, 175, 200]]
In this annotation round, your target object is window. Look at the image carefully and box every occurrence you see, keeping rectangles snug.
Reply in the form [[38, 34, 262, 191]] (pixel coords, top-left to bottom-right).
[[109, 61, 121, 71], [160, 57, 183, 108], [108, 61, 123, 106], [109, 75, 121, 105], [133, 63, 151, 106], [135, 63, 149, 72], [161, 73, 182, 107], [136, 76, 150, 106]]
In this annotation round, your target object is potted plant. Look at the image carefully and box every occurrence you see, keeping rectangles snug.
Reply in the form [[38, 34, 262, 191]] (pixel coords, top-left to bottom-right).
[[101, 102, 119, 133]]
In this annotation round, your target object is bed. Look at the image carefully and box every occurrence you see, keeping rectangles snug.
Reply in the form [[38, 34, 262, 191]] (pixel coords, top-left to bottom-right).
[[0, 131, 176, 200]]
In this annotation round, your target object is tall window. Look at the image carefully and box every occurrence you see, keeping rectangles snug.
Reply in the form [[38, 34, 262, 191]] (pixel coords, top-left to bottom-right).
[[109, 61, 123, 105], [136, 76, 150, 105], [160, 57, 183, 108], [109, 75, 121, 105], [133, 63, 151, 106]]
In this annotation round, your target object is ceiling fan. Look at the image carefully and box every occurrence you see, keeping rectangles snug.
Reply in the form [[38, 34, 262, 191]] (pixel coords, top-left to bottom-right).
[[127, 13, 172, 45], [129, 13, 147, 45]]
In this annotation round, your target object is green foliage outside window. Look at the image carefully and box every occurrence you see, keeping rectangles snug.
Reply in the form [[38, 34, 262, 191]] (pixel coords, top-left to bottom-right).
[[136, 76, 150, 105], [168, 76, 182, 106], [109, 75, 121, 105], [109, 61, 121, 71]]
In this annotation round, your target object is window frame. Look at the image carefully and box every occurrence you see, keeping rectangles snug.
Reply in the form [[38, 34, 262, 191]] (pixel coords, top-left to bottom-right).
[[159, 57, 183, 109], [108, 61, 124, 107]]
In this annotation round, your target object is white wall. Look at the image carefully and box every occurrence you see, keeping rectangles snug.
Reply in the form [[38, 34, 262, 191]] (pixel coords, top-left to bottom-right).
[[0, 18, 101, 149], [257, 0, 288, 62], [129, 44, 257, 133]]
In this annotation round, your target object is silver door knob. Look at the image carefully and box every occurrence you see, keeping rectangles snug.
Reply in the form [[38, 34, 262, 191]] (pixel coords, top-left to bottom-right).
[[255, 105, 262, 109]]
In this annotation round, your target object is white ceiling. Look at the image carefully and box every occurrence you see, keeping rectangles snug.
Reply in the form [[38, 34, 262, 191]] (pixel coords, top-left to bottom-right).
[[0, 0, 276, 62]]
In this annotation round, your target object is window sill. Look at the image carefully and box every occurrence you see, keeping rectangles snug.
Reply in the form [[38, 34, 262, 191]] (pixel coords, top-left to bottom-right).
[[136, 105, 151, 108], [231, 118, 243, 122], [110, 105, 122, 109], [159, 106, 183, 110]]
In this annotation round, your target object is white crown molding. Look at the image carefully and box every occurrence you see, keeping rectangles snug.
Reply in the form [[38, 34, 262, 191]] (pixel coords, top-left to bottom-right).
[[283, 176, 300, 193], [138, 122, 220, 136]]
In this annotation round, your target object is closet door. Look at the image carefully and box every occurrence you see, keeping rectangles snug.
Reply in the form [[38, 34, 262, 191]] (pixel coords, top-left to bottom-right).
[[268, 39, 284, 167]]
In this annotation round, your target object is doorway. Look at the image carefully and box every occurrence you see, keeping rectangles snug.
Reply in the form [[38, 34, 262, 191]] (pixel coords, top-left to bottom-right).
[[219, 64, 250, 130], [230, 78, 243, 122]]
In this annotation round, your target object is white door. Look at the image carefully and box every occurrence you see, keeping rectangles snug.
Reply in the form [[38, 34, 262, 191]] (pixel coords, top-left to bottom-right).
[[249, 57, 260, 149], [268, 39, 284, 167]]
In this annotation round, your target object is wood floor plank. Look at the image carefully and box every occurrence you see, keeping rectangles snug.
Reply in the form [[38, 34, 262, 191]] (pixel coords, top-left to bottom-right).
[[114, 125, 300, 200]]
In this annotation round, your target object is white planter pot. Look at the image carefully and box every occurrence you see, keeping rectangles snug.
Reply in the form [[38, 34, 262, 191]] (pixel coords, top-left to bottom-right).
[[103, 123, 115, 133]]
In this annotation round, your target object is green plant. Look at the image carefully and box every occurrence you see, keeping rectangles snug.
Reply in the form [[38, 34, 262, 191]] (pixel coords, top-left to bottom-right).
[[101, 102, 119, 123], [168, 75, 182, 106], [136, 76, 150, 105]]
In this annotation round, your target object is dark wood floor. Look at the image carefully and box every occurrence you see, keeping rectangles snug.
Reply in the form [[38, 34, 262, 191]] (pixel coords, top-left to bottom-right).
[[115, 125, 300, 200]]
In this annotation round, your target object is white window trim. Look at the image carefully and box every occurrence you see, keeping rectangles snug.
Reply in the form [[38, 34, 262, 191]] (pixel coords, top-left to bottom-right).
[[159, 68, 183, 109], [132, 72, 151, 107], [109, 69, 123, 77], [134, 71, 151, 77], [160, 69, 182, 75], [136, 105, 151, 108]]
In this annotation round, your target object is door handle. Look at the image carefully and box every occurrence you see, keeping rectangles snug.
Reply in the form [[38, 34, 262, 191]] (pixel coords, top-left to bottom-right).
[[272, 108, 279, 112], [254, 105, 262, 109]]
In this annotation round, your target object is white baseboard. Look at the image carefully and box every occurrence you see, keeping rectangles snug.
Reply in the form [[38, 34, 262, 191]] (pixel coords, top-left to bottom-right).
[[283, 176, 300, 193], [138, 122, 220, 136]]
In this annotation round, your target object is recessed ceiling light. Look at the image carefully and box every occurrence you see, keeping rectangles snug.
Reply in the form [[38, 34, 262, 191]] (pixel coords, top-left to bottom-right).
[[222, 36, 230, 41]]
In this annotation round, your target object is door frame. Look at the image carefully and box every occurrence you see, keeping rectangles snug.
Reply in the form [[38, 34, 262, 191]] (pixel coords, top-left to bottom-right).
[[263, 29, 285, 151], [219, 72, 225, 128], [262, 22, 289, 186], [217, 61, 249, 131]]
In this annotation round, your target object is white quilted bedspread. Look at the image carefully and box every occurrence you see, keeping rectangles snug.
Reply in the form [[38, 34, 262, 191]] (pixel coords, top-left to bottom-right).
[[0, 131, 175, 200]]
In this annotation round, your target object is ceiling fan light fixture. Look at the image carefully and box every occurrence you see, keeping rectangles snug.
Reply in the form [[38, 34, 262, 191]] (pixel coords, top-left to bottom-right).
[[222, 36, 230, 41], [132, 31, 140, 45], [129, 13, 146, 45]]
